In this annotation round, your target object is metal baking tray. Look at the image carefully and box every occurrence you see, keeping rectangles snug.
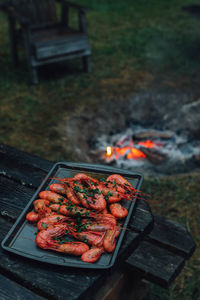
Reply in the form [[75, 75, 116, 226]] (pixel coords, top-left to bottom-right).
[[1, 162, 143, 269]]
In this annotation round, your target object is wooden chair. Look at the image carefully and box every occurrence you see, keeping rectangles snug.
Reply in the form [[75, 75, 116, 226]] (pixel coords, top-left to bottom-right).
[[1, 0, 91, 84]]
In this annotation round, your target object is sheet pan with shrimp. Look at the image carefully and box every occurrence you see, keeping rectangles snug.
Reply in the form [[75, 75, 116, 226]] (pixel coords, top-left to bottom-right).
[[1, 162, 143, 269]]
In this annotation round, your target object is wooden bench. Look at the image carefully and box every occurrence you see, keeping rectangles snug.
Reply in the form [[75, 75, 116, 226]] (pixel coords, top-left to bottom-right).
[[0, 143, 196, 299]]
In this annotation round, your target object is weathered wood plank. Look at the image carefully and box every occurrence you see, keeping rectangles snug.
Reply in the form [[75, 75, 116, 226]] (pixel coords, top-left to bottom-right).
[[0, 143, 52, 173], [125, 240, 185, 288], [125, 209, 196, 287], [32, 49, 91, 67], [0, 273, 45, 300], [129, 199, 154, 234], [0, 175, 35, 220], [0, 144, 51, 188], [148, 215, 196, 259], [35, 34, 90, 60], [92, 270, 149, 300]]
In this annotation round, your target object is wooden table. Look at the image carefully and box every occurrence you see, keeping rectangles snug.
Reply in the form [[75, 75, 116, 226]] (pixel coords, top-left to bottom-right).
[[0, 143, 196, 300]]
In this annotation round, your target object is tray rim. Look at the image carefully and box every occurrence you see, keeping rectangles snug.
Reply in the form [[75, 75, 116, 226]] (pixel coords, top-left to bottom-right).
[[1, 161, 143, 269]]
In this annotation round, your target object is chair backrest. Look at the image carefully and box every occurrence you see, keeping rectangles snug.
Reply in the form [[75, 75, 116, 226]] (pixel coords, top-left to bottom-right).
[[12, 0, 57, 25]]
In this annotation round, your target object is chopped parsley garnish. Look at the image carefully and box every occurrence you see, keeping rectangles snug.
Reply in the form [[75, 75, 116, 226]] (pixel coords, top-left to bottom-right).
[[75, 212, 82, 218], [66, 205, 73, 211], [125, 190, 130, 194], [74, 185, 100, 198], [75, 215, 82, 226], [73, 185, 83, 193], [105, 191, 112, 201], [41, 222, 47, 229], [92, 188, 100, 194], [64, 200, 77, 212], [85, 211, 90, 217], [100, 177, 106, 182], [58, 237, 71, 244]]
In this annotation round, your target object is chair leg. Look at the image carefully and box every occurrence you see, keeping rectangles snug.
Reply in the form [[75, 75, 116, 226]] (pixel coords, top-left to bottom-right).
[[29, 67, 39, 85], [24, 35, 39, 84], [83, 56, 91, 73], [27, 63, 39, 85]]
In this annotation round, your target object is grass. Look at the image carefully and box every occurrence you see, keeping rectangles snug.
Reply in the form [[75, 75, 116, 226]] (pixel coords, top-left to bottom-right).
[[0, 0, 200, 298]]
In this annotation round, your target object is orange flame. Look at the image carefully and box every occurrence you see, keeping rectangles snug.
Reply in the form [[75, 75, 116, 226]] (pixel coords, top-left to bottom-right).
[[127, 148, 146, 159], [138, 140, 154, 148], [106, 139, 159, 160]]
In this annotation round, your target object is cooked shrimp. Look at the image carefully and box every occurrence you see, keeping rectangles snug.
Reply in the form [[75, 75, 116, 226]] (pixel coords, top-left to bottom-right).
[[83, 221, 114, 232], [109, 203, 128, 219], [49, 183, 66, 195], [26, 211, 39, 223], [81, 247, 104, 263], [103, 229, 117, 253], [70, 231, 105, 247], [71, 177, 107, 211], [37, 214, 70, 231], [39, 191, 67, 203], [33, 199, 50, 212], [35, 224, 89, 256]]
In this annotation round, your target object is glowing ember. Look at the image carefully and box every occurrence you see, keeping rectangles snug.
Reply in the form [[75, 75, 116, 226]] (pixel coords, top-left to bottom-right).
[[105, 139, 159, 160], [138, 140, 155, 148], [127, 148, 146, 159]]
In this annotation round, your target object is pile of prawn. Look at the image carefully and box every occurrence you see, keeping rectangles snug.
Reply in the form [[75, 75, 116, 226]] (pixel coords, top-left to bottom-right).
[[26, 173, 140, 263]]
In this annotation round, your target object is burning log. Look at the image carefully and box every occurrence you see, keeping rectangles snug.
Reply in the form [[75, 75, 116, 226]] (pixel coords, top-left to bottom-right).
[[134, 130, 173, 140], [139, 147, 167, 164]]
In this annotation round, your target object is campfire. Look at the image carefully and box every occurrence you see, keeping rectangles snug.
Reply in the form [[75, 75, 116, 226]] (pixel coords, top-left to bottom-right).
[[105, 139, 160, 161], [92, 126, 200, 174], [61, 91, 200, 175]]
